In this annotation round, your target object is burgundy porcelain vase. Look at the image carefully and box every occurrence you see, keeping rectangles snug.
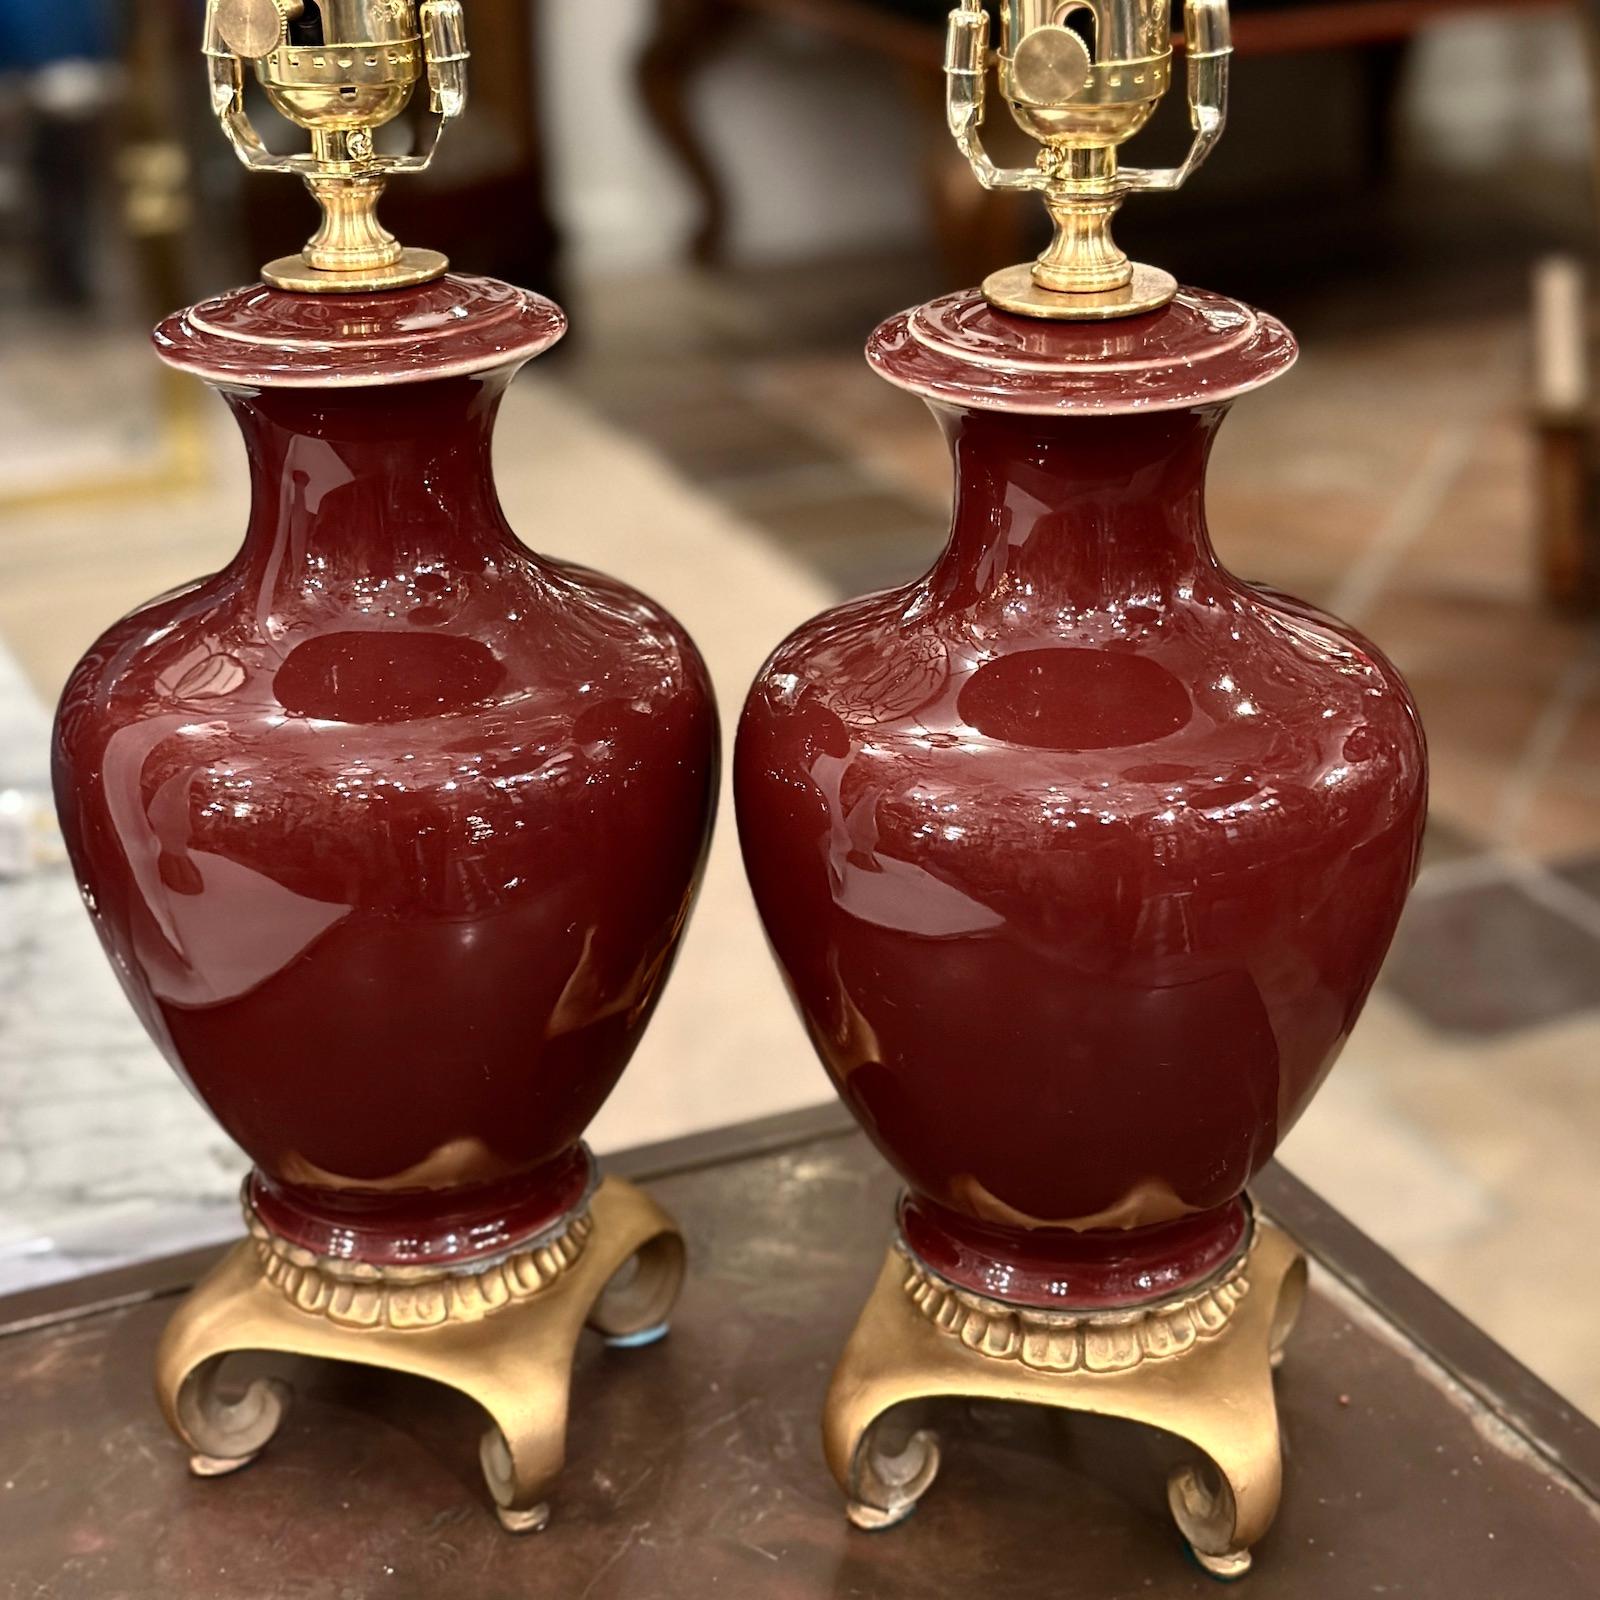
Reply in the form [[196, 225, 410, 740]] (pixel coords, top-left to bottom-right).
[[53, 277, 718, 1266], [736, 289, 1427, 1308]]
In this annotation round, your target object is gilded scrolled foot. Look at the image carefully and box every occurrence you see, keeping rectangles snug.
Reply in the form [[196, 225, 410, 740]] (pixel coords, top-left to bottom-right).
[[827, 1213, 1303, 1569], [847, 1419, 942, 1530], [481, 1426, 554, 1535], [1161, 1226, 1300, 1575], [174, 1353, 291, 1478], [495, 1502, 552, 1535], [585, 1230, 687, 1348], [1169, 1458, 1253, 1579]]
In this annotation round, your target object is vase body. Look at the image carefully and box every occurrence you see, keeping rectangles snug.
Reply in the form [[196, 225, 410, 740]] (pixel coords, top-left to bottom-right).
[[53, 278, 718, 1266], [736, 289, 1426, 1308]]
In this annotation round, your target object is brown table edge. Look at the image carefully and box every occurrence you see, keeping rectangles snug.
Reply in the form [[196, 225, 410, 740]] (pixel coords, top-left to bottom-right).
[[3, 1103, 1595, 1504], [1255, 1164, 1600, 1501]]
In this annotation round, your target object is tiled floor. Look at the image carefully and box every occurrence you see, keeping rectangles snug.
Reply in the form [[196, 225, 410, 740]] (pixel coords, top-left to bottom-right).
[[3, 242, 1600, 1415]]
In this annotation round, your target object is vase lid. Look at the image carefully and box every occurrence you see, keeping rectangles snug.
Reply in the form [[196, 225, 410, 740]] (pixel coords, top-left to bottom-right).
[[153, 274, 566, 389], [867, 286, 1297, 416]]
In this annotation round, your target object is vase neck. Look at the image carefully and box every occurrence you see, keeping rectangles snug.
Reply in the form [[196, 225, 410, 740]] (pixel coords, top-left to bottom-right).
[[226, 373, 515, 593], [928, 404, 1226, 612]]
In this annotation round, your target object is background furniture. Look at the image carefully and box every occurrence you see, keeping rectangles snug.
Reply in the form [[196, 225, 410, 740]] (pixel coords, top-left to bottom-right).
[[640, 0, 1571, 288], [1531, 230, 1600, 612], [0, 0, 207, 510], [3, 1105, 1597, 1595]]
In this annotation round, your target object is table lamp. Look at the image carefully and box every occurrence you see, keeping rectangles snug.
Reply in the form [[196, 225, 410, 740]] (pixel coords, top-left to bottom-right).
[[735, 0, 1427, 1573], [52, 0, 717, 1534]]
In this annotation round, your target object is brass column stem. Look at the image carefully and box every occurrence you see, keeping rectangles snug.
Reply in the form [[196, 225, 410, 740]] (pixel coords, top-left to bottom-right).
[[1036, 147, 1133, 295], [300, 130, 403, 277]]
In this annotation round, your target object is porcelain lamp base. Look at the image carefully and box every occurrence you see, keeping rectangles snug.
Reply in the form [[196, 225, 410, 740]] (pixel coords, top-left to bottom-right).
[[823, 1200, 1307, 1577], [154, 1175, 685, 1533]]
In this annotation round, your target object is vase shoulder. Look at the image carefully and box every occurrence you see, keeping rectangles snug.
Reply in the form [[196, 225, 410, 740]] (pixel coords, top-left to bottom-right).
[[743, 571, 1424, 936], [868, 286, 1296, 415], [60, 553, 709, 737], [56, 548, 717, 948], [753, 573, 1423, 829]]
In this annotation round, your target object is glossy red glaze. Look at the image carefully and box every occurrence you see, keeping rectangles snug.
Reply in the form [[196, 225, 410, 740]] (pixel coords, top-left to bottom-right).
[[736, 292, 1427, 1309], [53, 280, 718, 1266], [868, 286, 1298, 415], [154, 274, 567, 388]]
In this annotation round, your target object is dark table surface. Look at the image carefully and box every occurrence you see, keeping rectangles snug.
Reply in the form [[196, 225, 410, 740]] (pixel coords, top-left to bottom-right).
[[2, 1105, 1597, 1599]]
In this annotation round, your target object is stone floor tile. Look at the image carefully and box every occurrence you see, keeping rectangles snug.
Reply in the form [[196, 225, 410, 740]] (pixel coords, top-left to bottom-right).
[[721, 468, 940, 595], [608, 397, 842, 486], [749, 351, 951, 510], [1379, 876, 1600, 1035], [1553, 851, 1600, 902], [1420, 813, 1488, 867], [1402, 420, 1538, 602], [1360, 587, 1593, 683], [1282, 1068, 1498, 1259], [1509, 784, 1600, 862]]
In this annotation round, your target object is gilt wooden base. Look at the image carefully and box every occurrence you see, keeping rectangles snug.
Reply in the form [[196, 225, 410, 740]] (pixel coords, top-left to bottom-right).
[[154, 1176, 685, 1533], [825, 1207, 1306, 1576]]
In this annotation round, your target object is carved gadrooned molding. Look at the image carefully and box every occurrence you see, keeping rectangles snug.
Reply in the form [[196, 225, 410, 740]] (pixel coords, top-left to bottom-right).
[[899, 1243, 1251, 1374], [249, 1209, 592, 1331]]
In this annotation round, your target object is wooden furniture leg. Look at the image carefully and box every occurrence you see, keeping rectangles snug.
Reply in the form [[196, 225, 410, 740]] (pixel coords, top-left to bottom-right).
[[638, 0, 737, 266], [1532, 254, 1598, 610], [1357, 37, 1411, 189]]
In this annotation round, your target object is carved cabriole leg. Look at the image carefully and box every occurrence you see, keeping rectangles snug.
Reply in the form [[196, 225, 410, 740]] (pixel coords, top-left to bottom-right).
[[637, 0, 736, 266], [154, 1176, 685, 1533], [823, 1208, 1307, 1576]]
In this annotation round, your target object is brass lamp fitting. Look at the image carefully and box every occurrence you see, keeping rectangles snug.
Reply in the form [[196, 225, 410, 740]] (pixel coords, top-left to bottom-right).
[[946, 0, 1232, 320], [203, 0, 469, 292]]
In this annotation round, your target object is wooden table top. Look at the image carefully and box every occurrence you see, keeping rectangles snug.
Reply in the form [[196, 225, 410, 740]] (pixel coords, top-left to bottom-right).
[[2, 1106, 1596, 1598]]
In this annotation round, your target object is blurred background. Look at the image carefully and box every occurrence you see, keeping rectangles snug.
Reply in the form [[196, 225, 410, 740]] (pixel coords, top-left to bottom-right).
[[1, 0, 1598, 1421]]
